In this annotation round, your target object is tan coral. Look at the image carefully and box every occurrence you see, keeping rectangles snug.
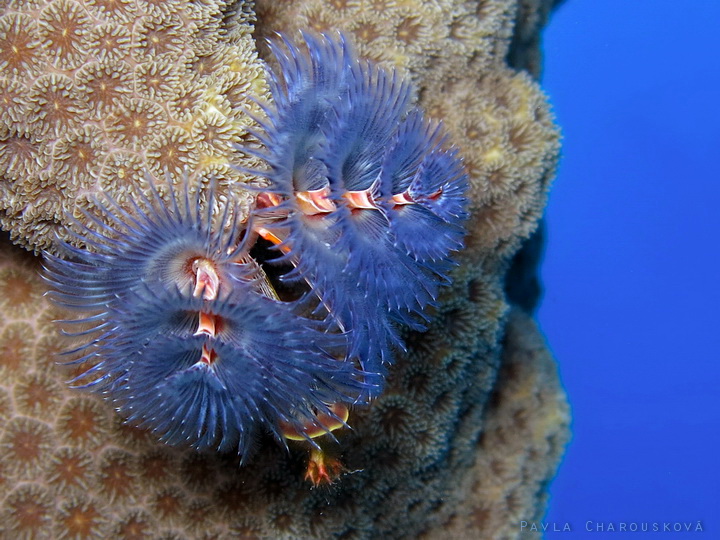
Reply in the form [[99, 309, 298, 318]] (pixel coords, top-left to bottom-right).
[[0, 322, 35, 375], [97, 447, 139, 503], [112, 508, 157, 539], [1, 416, 55, 479], [136, 449, 179, 488], [0, 386, 13, 424], [37, 0, 93, 70], [75, 61, 134, 119], [56, 397, 111, 451], [52, 125, 108, 187], [134, 60, 182, 101], [54, 496, 108, 539], [85, 0, 137, 25], [430, 309, 571, 539], [0, 0, 268, 253], [132, 12, 187, 60], [255, 0, 516, 78], [145, 125, 199, 177], [0, 77, 29, 128], [422, 68, 560, 257], [28, 73, 86, 139], [1, 483, 55, 539], [45, 446, 97, 495], [87, 22, 133, 62], [150, 485, 187, 527], [0, 13, 43, 76], [13, 371, 64, 418]]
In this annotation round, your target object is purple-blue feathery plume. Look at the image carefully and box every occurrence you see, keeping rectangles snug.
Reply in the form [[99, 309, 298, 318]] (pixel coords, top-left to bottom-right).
[[242, 32, 468, 391], [43, 178, 371, 457]]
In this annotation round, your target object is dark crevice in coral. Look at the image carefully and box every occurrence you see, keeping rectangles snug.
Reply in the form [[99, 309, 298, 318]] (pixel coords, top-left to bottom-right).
[[507, 0, 567, 78], [504, 219, 546, 314], [0, 230, 38, 261], [248, 237, 308, 303], [504, 0, 565, 314]]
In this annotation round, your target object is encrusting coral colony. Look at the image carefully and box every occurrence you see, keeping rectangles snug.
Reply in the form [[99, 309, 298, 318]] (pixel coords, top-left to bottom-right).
[[0, 0, 568, 539]]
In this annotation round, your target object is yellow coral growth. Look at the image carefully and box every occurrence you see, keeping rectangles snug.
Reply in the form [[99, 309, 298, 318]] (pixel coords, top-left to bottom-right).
[[255, 0, 516, 78], [0, 0, 268, 253], [423, 69, 560, 256]]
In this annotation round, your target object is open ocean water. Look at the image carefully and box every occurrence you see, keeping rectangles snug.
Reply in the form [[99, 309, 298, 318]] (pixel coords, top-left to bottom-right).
[[539, 1, 720, 538]]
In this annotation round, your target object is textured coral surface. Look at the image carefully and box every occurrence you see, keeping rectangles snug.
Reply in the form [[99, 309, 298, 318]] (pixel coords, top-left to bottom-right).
[[0, 0, 568, 538], [0, 0, 266, 252], [0, 239, 567, 539], [430, 308, 570, 539]]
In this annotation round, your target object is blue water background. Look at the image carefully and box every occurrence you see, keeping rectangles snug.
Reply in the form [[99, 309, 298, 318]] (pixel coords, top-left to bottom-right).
[[538, 1, 720, 538]]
